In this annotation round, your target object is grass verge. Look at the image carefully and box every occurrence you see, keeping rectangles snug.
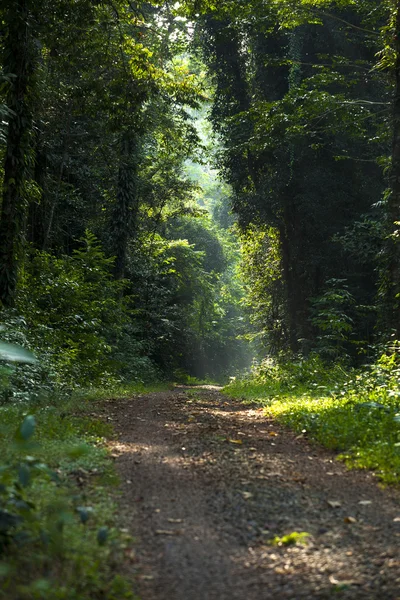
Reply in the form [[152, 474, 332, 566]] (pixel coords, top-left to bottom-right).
[[0, 383, 161, 599], [224, 357, 400, 485]]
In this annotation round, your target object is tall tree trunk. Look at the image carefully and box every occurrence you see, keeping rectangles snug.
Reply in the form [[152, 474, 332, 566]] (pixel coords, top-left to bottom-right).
[[111, 132, 139, 280], [279, 222, 298, 353], [385, 1, 400, 336], [27, 122, 46, 248], [0, 0, 34, 307]]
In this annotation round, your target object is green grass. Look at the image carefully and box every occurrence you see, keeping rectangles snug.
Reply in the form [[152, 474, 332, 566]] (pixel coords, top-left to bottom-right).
[[73, 380, 171, 403], [224, 359, 400, 484], [173, 374, 223, 386], [0, 382, 159, 600], [270, 531, 310, 546]]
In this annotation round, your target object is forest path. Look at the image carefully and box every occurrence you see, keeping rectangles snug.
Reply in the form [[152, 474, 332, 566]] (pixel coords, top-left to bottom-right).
[[108, 387, 400, 599]]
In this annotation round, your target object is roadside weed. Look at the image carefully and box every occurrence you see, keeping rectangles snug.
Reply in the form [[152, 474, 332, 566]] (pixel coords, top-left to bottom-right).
[[270, 531, 311, 546], [0, 392, 138, 600]]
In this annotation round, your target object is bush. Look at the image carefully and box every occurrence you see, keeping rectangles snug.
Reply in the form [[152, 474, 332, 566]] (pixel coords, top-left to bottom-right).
[[13, 232, 127, 388], [0, 340, 134, 599]]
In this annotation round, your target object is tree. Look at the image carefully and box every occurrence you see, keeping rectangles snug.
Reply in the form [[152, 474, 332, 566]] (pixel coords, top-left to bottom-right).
[[0, 0, 37, 306], [190, 0, 389, 356], [383, 1, 400, 336]]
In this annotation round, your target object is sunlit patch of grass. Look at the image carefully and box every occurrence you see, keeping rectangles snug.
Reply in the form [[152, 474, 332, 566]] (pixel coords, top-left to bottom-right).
[[225, 364, 400, 484], [270, 531, 310, 546]]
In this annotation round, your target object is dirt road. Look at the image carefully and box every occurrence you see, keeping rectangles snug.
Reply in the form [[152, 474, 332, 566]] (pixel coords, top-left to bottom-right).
[[108, 387, 400, 599]]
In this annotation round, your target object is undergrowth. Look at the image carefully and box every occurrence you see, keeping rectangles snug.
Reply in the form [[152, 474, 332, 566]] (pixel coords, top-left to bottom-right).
[[77, 381, 171, 403], [0, 387, 146, 600], [224, 351, 400, 484]]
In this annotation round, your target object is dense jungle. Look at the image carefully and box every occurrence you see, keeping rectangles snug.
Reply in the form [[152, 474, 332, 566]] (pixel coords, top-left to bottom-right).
[[1, 1, 400, 598]]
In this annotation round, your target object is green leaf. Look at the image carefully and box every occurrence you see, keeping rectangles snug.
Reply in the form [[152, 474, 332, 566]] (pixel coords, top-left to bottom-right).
[[66, 444, 90, 459], [270, 531, 310, 546], [0, 342, 37, 364], [18, 464, 31, 487], [30, 579, 51, 594], [76, 506, 94, 524], [18, 416, 36, 441], [0, 510, 19, 533], [356, 402, 386, 411], [97, 526, 108, 545], [0, 562, 11, 577]]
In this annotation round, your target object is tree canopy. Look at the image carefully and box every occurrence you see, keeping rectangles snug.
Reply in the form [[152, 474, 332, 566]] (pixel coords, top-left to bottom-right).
[[1, 0, 400, 386]]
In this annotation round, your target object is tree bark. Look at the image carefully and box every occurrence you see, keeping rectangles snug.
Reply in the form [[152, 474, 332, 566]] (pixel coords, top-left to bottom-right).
[[111, 132, 139, 280], [386, 1, 400, 336], [0, 0, 34, 307]]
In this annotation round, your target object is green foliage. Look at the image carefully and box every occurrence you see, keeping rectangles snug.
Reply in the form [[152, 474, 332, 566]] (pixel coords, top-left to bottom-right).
[[0, 0, 251, 388], [225, 353, 350, 400], [0, 230, 170, 399], [310, 279, 356, 358], [75, 381, 171, 404], [11, 232, 127, 388], [194, 0, 388, 357], [0, 392, 136, 600], [240, 225, 286, 354], [270, 531, 310, 546]]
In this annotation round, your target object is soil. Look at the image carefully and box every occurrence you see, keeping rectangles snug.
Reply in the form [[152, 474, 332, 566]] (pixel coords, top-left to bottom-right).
[[107, 386, 400, 599]]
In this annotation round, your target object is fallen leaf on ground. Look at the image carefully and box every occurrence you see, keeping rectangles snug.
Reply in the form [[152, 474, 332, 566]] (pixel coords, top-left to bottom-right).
[[344, 516, 357, 524], [269, 432, 279, 437], [327, 500, 342, 509], [329, 576, 360, 586], [241, 491, 253, 500], [358, 500, 372, 506], [291, 471, 305, 481], [125, 549, 137, 562], [167, 518, 183, 523], [227, 439, 243, 445], [155, 529, 184, 536]]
